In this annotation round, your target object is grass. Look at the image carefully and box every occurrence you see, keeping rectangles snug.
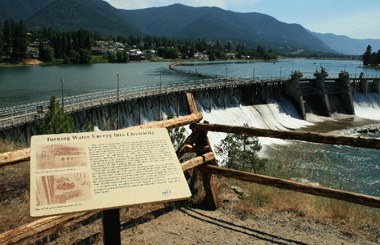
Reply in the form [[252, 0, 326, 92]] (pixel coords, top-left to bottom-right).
[[0, 134, 379, 240], [215, 176, 380, 230], [186, 153, 380, 231], [0, 139, 21, 153], [0, 151, 379, 242], [257, 144, 380, 228]]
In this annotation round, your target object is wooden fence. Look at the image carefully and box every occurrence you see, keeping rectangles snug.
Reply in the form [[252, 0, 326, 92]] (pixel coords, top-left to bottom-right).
[[1, 92, 379, 244]]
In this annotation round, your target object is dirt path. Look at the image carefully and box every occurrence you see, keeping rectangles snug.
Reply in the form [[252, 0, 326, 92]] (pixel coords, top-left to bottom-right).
[[1, 161, 379, 244], [119, 206, 378, 245]]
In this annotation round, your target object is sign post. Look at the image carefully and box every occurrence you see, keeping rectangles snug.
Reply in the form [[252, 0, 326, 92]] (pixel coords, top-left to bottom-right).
[[30, 128, 191, 243], [102, 209, 121, 244]]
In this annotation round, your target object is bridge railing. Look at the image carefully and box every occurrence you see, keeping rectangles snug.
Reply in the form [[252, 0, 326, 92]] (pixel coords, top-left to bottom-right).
[[0, 78, 236, 126]]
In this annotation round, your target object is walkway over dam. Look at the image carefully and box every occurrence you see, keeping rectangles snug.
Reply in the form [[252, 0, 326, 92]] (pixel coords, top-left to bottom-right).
[[1, 68, 379, 145]]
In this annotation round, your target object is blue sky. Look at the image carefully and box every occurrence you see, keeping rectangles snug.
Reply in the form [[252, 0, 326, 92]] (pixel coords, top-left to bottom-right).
[[105, 0, 380, 39]]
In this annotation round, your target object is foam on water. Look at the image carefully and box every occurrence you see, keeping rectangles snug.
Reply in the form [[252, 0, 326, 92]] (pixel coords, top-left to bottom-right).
[[353, 93, 380, 121], [194, 95, 379, 196], [197, 97, 313, 156]]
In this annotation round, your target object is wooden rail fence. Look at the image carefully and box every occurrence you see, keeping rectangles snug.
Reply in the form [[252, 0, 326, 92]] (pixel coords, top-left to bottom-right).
[[1, 92, 379, 244]]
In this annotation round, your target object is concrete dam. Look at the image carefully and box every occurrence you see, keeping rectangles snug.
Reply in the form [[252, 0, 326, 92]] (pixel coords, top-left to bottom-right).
[[0, 68, 379, 146]]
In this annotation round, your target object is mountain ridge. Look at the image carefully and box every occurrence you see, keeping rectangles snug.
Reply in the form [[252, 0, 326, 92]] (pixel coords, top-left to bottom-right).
[[1, 1, 378, 55], [311, 32, 380, 55], [120, 4, 332, 54], [0, 0, 52, 20], [26, 0, 142, 37]]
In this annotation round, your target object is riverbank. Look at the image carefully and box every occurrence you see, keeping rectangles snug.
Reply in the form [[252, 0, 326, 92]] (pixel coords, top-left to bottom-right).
[[0, 57, 184, 68], [0, 59, 42, 67], [0, 56, 367, 69]]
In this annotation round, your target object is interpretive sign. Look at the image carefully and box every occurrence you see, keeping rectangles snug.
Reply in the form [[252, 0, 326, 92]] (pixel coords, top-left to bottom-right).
[[30, 128, 191, 217]]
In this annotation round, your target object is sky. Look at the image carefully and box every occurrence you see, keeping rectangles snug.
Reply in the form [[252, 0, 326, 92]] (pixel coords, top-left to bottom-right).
[[104, 0, 380, 39]]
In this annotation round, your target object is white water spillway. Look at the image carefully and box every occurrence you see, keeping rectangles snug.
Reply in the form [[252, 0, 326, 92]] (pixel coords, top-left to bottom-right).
[[353, 93, 380, 121]]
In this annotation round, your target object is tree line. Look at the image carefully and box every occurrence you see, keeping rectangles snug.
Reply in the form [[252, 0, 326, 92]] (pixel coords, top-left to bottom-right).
[[362, 45, 380, 66], [38, 28, 93, 64], [0, 19, 28, 62], [1, 18, 277, 64]]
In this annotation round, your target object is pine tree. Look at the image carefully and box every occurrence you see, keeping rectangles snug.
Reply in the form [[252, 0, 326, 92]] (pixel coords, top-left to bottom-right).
[[215, 124, 267, 173], [12, 21, 28, 60], [37, 96, 76, 135], [38, 43, 54, 62], [363, 45, 372, 66], [2, 19, 14, 58], [0, 21, 3, 62]]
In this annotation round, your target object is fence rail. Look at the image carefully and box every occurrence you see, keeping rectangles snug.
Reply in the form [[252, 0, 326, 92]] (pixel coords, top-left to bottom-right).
[[1, 92, 379, 244]]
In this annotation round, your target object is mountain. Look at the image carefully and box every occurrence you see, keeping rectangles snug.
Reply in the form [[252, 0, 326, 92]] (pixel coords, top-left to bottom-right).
[[1, 1, 337, 54], [311, 32, 380, 55], [120, 4, 333, 54], [10, 0, 141, 37], [0, 0, 52, 20]]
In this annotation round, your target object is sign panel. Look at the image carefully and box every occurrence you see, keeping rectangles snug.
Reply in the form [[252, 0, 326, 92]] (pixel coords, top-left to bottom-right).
[[30, 128, 191, 217]]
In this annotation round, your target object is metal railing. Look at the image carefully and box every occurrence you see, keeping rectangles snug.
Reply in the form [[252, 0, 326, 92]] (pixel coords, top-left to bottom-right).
[[4, 71, 371, 129], [0, 77, 276, 129]]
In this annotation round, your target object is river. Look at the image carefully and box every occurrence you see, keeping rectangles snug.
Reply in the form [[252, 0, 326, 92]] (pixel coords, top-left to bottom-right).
[[0, 59, 379, 196], [1, 59, 380, 109], [176, 59, 380, 197], [0, 62, 199, 108]]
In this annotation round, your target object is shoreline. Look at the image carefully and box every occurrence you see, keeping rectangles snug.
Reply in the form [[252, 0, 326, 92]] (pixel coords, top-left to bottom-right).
[[0, 56, 369, 69], [0, 59, 43, 67]]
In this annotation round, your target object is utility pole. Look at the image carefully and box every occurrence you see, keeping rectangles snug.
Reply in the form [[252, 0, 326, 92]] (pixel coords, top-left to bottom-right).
[[60, 79, 64, 110], [117, 74, 120, 102], [159, 71, 162, 120], [117, 74, 120, 129]]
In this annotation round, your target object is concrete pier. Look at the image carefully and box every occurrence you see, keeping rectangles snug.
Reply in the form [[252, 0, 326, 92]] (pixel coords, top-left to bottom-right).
[[334, 72, 355, 115], [312, 70, 331, 116], [285, 71, 306, 119]]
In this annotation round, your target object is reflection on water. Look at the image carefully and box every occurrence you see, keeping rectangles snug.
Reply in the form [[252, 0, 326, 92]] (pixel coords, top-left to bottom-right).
[[0, 62, 197, 108]]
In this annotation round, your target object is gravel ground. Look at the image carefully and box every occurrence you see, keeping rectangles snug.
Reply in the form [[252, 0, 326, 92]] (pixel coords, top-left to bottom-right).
[[1, 161, 379, 245]]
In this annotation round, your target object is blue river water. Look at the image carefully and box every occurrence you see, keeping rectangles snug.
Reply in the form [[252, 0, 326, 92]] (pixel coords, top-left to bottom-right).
[[0, 59, 379, 196], [179, 58, 380, 79], [1, 59, 380, 108], [0, 62, 199, 108], [281, 133, 380, 197]]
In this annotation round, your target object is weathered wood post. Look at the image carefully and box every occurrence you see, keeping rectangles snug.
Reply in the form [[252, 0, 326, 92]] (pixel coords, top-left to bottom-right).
[[183, 93, 219, 210]]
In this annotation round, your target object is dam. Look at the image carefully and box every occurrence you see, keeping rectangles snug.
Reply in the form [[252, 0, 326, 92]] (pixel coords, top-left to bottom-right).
[[0, 66, 379, 145]]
